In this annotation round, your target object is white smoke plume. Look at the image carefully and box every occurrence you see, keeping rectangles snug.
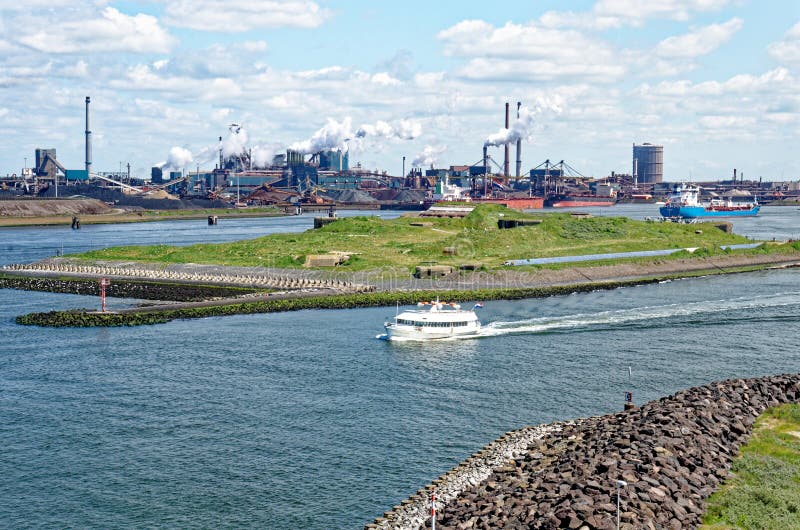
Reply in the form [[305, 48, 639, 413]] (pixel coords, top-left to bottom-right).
[[289, 117, 353, 155], [159, 146, 193, 170], [412, 144, 447, 167], [251, 145, 278, 168], [355, 118, 422, 140], [221, 124, 249, 158], [483, 100, 562, 147]]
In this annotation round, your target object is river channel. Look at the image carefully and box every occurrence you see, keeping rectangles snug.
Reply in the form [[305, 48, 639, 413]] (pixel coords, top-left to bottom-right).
[[2, 206, 800, 528]]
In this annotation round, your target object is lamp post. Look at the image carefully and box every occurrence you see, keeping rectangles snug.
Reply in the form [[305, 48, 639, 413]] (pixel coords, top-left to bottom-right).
[[616, 479, 627, 530]]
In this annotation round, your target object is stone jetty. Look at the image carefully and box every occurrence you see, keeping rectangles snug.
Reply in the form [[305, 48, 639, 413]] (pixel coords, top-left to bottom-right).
[[1, 260, 374, 293], [367, 373, 800, 530]]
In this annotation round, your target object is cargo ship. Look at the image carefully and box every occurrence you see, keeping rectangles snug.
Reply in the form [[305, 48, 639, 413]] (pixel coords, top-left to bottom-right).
[[659, 185, 760, 218], [545, 193, 616, 208]]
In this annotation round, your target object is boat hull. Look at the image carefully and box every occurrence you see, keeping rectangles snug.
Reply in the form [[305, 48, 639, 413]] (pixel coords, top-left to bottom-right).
[[545, 195, 616, 208], [471, 197, 544, 210], [383, 323, 481, 341], [659, 205, 760, 218]]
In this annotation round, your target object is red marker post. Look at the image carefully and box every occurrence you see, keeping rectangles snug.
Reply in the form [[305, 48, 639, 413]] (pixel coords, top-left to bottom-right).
[[99, 277, 111, 312]]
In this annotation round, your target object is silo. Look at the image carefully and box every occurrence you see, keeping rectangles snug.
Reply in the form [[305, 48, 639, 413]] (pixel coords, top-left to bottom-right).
[[632, 143, 663, 183]]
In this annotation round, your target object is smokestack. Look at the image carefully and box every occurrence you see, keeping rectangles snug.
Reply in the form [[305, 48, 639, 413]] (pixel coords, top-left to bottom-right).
[[219, 136, 223, 170], [515, 102, 522, 178], [733, 168, 737, 184], [85, 96, 91, 175], [504, 102, 510, 178], [483, 145, 489, 196], [402, 156, 405, 179]]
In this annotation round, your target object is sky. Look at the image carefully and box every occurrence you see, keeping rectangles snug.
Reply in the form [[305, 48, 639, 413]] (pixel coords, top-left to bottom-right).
[[0, 0, 798, 181]]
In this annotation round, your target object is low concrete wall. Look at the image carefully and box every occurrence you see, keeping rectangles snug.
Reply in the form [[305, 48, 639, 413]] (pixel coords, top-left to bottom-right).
[[367, 373, 800, 530]]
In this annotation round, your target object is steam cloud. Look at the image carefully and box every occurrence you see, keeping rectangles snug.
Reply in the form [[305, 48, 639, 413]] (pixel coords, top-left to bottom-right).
[[412, 144, 447, 167], [356, 119, 422, 140], [159, 146, 193, 170], [221, 125, 248, 158], [159, 115, 423, 170], [289, 117, 423, 155], [483, 100, 562, 147], [289, 117, 353, 155], [251, 146, 278, 168], [159, 124, 278, 170]]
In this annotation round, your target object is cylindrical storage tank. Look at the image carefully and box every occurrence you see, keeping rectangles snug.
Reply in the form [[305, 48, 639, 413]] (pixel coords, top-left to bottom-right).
[[632, 143, 663, 183]]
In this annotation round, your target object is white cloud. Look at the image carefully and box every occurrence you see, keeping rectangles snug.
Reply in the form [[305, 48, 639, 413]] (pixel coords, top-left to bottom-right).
[[655, 18, 743, 58], [59, 60, 89, 78], [641, 68, 793, 97], [699, 115, 756, 129], [163, 0, 331, 32], [211, 108, 233, 122], [17, 7, 175, 54], [366, 72, 401, 86], [594, 0, 732, 25], [437, 20, 624, 82], [240, 40, 269, 53], [295, 66, 349, 80], [413, 72, 445, 88], [768, 21, 800, 66], [539, 0, 733, 30]]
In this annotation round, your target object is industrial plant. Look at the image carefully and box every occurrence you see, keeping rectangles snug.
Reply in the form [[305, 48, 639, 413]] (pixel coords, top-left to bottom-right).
[[1, 97, 797, 210]]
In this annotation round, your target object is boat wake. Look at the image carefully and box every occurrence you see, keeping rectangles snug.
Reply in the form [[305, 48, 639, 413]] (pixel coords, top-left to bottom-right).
[[479, 291, 800, 338]]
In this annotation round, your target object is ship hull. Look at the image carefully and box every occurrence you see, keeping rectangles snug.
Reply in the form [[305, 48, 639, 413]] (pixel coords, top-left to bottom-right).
[[659, 205, 761, 218], [545, 195, 616, 208], [472, 197, 544, 209]]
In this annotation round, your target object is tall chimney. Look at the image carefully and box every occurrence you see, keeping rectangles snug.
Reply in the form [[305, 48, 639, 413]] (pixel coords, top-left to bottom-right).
[[515, 101, 522, 178], [733, 168, 737, 184], [504, 102, 510, 178], [219, 136, 223, 170], [483, 145, 489, 196], [85, 96, 92, 175], [402, 155, 405, 180]]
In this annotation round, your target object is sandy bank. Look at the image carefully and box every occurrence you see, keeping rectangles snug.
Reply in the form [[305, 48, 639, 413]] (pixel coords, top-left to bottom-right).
[[0, 198, 111, 218]]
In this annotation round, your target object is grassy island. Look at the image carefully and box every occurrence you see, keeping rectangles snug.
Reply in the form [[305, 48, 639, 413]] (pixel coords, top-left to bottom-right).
[[72, 205, 773, 271]]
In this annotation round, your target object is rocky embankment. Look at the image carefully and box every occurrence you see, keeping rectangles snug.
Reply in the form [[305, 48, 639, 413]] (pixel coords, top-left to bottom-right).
[[0, 198, 111, 217], [0, 274, 260, 301], [1, 260, 375, 292], [367, 373, 800, 530]]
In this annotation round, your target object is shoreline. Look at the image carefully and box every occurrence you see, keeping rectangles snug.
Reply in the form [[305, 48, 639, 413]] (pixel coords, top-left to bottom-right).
[[0, 208, 289, 227], [365, 373, 800, 530], [6, 252, 800, 327]]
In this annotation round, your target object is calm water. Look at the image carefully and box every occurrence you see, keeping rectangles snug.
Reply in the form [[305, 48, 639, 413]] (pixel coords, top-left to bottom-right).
[[2, 207, 800, 528]]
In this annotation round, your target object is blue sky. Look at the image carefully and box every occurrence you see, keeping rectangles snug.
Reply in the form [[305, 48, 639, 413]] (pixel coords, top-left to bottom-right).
[[0, 0, 798, 181]]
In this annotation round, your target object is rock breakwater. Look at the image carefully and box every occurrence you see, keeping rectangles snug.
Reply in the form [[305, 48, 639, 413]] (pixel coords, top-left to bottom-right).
[[2, 260, 374, 293], [367, 373, 800, 530], [0, 274, 258, 301]]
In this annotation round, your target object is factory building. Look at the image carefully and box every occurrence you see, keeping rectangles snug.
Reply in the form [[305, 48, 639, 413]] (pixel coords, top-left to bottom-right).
[[319, 149, 349, 171], [632, 143, 663, 184]]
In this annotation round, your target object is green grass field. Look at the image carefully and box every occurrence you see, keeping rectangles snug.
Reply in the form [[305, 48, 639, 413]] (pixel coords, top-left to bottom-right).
[[701, 404, 800, 530], [73, 205, 774, 271]]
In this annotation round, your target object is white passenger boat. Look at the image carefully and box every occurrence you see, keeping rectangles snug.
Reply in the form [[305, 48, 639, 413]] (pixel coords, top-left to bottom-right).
[[382, 300, 482, 341]]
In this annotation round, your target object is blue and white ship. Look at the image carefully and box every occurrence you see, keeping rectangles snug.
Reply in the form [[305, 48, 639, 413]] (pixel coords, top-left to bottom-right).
[[659, 185, 760, 218]]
